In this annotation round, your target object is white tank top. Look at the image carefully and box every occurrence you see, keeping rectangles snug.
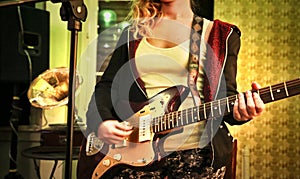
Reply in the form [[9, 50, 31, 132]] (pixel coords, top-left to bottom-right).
[[134, 23, 210, 151], [135, 38, 189, 95]]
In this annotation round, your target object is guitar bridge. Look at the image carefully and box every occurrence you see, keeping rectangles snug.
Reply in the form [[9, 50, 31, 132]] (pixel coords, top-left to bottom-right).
[[86, 132, 104, 156]]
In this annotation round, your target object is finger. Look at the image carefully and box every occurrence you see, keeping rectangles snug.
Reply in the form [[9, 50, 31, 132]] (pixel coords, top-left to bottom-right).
[[245, 90, 257, 117], [253, 92, 265, 114], [233, 99, 241, 120], [237, 92, 250, 120], [115, 122, 133, 131], [113, 129, 133, 138], [251, 81, 261, 90], [99, 132, 125, 144]]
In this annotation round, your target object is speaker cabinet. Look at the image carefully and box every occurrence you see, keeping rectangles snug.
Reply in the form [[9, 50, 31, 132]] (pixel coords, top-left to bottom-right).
[[0, 5, 50, 83], [0, 5, 50, 126]]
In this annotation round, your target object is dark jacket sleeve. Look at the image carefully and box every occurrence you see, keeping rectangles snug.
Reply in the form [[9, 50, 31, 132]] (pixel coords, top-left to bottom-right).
[[211, 27, 244, 178], [87, 28, 130, 134], [221, 27, 248, 126]]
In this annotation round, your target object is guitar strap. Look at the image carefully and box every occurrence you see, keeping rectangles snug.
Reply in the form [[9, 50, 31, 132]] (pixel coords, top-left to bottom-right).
[[188, 15, 203, 106]]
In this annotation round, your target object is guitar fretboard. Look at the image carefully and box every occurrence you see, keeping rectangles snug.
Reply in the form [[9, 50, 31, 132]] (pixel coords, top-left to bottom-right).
[[152, 78, 300, 133]]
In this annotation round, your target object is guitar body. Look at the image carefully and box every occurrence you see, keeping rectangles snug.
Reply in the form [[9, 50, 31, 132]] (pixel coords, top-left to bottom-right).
[[77, 85, 190, 179]]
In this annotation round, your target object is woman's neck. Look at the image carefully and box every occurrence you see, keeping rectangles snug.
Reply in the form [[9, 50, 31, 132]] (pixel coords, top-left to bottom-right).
[[160, 0, 194, 20], [146, 0, 194, 48]]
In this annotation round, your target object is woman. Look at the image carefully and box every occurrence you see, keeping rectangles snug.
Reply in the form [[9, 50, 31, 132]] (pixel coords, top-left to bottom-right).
[[77, 0, 265, 178]]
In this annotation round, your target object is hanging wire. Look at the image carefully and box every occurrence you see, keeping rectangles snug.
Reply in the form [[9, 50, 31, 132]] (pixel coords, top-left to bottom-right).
[[17, 6, 33, 83]]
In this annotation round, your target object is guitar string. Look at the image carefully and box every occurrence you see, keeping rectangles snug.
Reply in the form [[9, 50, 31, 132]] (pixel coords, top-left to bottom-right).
[[154, 80, 300, 131], [127, 79, 300, 131], [129, 80, 300, 131]]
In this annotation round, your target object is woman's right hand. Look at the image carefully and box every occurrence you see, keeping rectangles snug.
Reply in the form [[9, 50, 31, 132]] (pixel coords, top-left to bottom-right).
[[97, 120, 133, 144]]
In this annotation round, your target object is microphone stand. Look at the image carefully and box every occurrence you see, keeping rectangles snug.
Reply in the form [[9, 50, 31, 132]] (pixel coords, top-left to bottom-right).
[[4, 85, 24, 179], [0, 1, 87, 178], [50, 1, 87, 178]]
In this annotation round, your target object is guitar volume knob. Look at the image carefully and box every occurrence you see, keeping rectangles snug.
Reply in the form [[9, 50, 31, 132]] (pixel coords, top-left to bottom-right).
[[102, 159, 111, 167], [113, 154, 122, 161]]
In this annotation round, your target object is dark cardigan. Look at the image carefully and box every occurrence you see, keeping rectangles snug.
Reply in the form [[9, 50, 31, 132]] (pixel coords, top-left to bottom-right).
[[87, 19, 244, 178]]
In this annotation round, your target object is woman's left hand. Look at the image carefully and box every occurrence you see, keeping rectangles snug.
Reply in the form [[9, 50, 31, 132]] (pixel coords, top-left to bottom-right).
[[233, 82, 265, 121]]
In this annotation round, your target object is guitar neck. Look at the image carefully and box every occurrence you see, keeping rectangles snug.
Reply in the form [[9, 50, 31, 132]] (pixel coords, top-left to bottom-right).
[[257, 78, 300, 104], [152, 78, 300, 133]]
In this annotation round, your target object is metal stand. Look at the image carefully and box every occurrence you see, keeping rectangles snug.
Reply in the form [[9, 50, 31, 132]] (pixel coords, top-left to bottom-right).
[[0, 1, 87, 178], [4, 85, 24, 179], [50, 1, 87, 178]]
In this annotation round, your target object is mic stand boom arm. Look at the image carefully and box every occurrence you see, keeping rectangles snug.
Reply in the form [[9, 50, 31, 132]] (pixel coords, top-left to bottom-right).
[[50, 1, 87, 179], [0, 0, 46, 7]]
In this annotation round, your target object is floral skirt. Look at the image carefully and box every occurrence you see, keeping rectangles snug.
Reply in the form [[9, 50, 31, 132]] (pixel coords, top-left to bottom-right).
[[113, 148, 226, 179]]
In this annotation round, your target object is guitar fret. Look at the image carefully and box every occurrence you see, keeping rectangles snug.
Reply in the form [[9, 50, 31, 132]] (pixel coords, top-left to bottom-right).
[[270, 86, 274, 101], [155, 117, 158, 132], [173, 112, 177, 127], [156, 118, 159, 132], [210, 102, 214, 117], [203, 103, 207, 119], [284, 81, 289, 96], [227, 95, 237, 113], [191, 108, 194, 123], [170, 113, 173, 130], [197, 107, 201, 121], [174, 112, 177, 127], [226, 97, 230, 112], [193, 107, 198, 122], [185, 109, 189, 125], [161, 116, 164, 132], [157, 118, 159, 132], [167, 114, 170, 130], [163, 116, 166, 131], [171, 113, 174, 128], [155, 118, 158, 132], [172, 111, 177, 128], [160, 116, 163, 132], [175, 113, 178, 127], [154, 118, 157, 132], [169, 114, 172, 129], [234, 94, 238, 105], [180, 111, 183, 126], [181, 109, 186, 125], [165, 116, 168, 130], [218, 100, 222, 115]]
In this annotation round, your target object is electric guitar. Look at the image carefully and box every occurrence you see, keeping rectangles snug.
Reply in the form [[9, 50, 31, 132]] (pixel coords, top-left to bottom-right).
[[77, 78, 300, 179]]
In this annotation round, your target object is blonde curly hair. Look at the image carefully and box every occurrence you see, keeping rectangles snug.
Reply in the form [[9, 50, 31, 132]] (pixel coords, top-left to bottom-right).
[[126, 0, 197, 39], [126, 0, 162, 38]]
